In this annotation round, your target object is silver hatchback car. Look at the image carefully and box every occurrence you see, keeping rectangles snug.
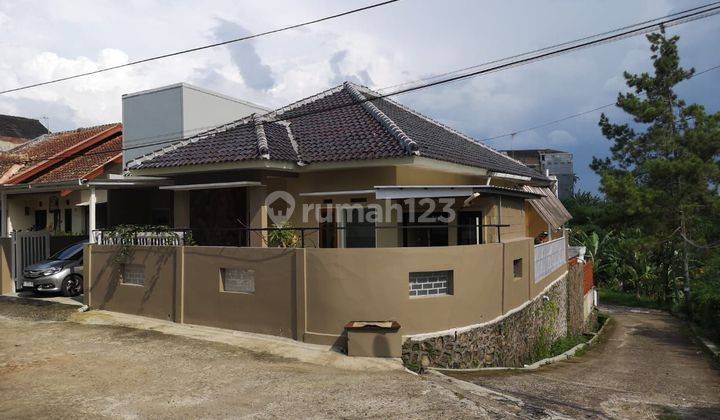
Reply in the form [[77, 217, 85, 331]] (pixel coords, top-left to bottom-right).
[[19, 241, 86, 297]]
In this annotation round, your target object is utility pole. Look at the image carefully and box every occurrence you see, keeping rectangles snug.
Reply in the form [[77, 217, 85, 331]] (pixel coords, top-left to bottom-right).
[[680, 210, 691, 315]]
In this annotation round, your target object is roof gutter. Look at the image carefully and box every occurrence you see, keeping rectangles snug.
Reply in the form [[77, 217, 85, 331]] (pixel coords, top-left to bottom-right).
[[1, 176, 172, 193], [488, 171, 532, 182]]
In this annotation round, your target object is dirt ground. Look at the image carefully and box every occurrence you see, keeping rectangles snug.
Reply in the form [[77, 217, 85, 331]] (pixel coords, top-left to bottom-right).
[[3, 298, 719, 419], [0, 297, 561, 419], [453, 305, 720, 419]]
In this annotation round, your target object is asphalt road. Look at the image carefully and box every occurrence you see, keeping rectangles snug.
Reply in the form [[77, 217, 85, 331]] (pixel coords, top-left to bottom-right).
[[452, 305, 720, 419]]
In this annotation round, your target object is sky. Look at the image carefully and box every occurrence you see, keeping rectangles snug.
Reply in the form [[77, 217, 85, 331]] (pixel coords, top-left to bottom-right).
[[0, 0, 719, 193]]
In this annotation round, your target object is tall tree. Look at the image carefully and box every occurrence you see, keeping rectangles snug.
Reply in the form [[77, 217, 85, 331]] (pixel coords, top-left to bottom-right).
[[591, 29, 720, 305]]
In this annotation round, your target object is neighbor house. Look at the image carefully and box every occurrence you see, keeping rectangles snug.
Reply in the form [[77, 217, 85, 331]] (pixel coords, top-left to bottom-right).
[[0, 123, 123, 236], [501, 149, 575, 199], [0, 114, 49, 151]]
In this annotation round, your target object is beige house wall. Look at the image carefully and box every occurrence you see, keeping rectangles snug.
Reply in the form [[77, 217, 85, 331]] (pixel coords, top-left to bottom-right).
[[531, 263, 568, 299], [83, 240, 568, 354], [302, 244, 504, 346], [0, 238, 12, 294], [525, 202, 547, 239], [253, 166, 531, 248], [85, 245, 180, 321], [182, 246, 296, 338]]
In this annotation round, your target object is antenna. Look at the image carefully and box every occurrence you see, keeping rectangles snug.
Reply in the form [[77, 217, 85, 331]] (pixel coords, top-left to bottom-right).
[[40, 115, 50, 132]]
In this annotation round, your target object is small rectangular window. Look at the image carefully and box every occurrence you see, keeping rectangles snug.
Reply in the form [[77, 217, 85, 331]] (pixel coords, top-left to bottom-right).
[[513, 258, 523, 278], [121, 264, 144, 286], [221, 268, 255, 294]]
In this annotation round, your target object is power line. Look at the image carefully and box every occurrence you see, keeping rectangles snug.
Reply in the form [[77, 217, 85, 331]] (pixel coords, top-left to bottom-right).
[[0, 0, 400, 95], [377, 1, 720, 93], [5, 3, 720, 169], [483, 63, 720, 143]]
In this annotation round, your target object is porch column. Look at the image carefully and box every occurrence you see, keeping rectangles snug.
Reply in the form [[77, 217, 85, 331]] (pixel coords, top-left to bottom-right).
[[247, 186, 268, 247], [173, 190, 190, 228], [0, 192, 7, 237], [88, 187, 97, 243]]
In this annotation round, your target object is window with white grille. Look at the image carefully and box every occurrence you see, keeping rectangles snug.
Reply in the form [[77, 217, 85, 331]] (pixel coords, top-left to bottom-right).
[[409, 270, 453, 297], [221, 268, 255, 294], [121, 264, 144, 286]]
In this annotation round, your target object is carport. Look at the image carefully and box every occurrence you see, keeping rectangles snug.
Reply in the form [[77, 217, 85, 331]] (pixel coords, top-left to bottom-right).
[[0, 176, 170, 295]]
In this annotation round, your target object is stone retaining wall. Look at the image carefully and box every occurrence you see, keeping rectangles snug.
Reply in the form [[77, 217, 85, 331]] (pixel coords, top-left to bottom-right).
[[402, 269, 585, 369]]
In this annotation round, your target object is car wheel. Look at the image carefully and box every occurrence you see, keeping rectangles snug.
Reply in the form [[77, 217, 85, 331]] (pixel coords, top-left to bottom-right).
[[61, 274, 83, 297]]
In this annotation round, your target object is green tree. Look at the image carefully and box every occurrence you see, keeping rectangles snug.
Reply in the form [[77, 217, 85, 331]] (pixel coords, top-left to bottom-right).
[[591, 29, 720, 307]]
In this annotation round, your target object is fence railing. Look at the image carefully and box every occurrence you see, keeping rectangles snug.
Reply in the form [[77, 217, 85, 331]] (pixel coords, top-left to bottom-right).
[[92, 230, 190, 246], [534, 236, 567, 283]]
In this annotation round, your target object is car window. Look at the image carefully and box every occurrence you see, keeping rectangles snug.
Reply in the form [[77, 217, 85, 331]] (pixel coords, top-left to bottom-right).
[[50, 242, 86, 260]]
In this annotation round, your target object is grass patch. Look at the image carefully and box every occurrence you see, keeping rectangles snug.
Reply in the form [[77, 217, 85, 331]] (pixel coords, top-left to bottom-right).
[[598, 288, 671, 310], [549, 334, 589, 356]]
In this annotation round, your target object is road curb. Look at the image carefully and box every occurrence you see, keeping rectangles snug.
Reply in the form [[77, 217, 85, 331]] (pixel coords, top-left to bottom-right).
[[429, 315, 610, 373], [690, 324, 720, 363]]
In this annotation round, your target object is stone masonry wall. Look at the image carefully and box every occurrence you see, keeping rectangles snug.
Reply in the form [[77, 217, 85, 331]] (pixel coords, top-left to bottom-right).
[[402, 274, 571, 369], [566, 260, 586, 336]]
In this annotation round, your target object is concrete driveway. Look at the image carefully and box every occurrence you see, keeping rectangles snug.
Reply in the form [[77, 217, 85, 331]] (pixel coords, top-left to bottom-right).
[[0, 297, 563, 418], [452, 305, 720, 419]]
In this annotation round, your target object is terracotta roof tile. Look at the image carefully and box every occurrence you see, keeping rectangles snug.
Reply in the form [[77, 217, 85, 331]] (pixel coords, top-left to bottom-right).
[[32, 136, 122, 183], [1, 123, 121, 184]]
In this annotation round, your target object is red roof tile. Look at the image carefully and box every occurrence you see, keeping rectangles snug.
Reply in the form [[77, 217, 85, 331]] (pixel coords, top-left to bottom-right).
[[1, 123, 122, 185], [32, 136, 122, 183]]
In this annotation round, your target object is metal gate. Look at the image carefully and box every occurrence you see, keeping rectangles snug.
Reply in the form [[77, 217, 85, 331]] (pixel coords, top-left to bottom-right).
[[11, 231, 50, 291]]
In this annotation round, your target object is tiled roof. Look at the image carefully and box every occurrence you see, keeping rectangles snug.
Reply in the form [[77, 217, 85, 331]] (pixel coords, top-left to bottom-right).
[[523, 185, 572, 228], [32, 136, 122, 183], [131, 117, 297, 168], [0, 114, 48, 140], [131, 83, 547, 181], [1, 123, 121, 184]]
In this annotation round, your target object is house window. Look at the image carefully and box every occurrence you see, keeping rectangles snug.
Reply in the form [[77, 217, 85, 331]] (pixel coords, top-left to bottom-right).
[[409, 270, 453, 297], [457, 211, 483, 245], [319, 207, 337, 248], [121, 264, 144, 286], [513, 258, 523, 278], [221, 268, 255, 294], [341, 207, 375, 248], [34, 210, 47, 230], [402, 213, 449, 247]]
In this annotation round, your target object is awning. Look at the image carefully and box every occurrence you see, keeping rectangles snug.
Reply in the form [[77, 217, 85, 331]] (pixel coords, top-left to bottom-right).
[[159, 181, 264, 191], [373, 185, 542, 200], [523, 185, 572, 229], [0, 176, 171, 193]]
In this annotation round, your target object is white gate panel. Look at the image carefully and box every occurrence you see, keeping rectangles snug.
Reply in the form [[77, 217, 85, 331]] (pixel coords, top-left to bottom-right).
[[534, 236, 567, 283], [11, 231, 51, 289]]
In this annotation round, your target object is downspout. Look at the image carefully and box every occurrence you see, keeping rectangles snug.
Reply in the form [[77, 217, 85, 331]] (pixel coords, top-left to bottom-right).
[[496, 195, 502, 243]]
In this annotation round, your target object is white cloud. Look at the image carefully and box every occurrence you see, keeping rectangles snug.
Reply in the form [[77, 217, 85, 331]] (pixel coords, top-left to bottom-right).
[[0, 0, 717, 194]]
